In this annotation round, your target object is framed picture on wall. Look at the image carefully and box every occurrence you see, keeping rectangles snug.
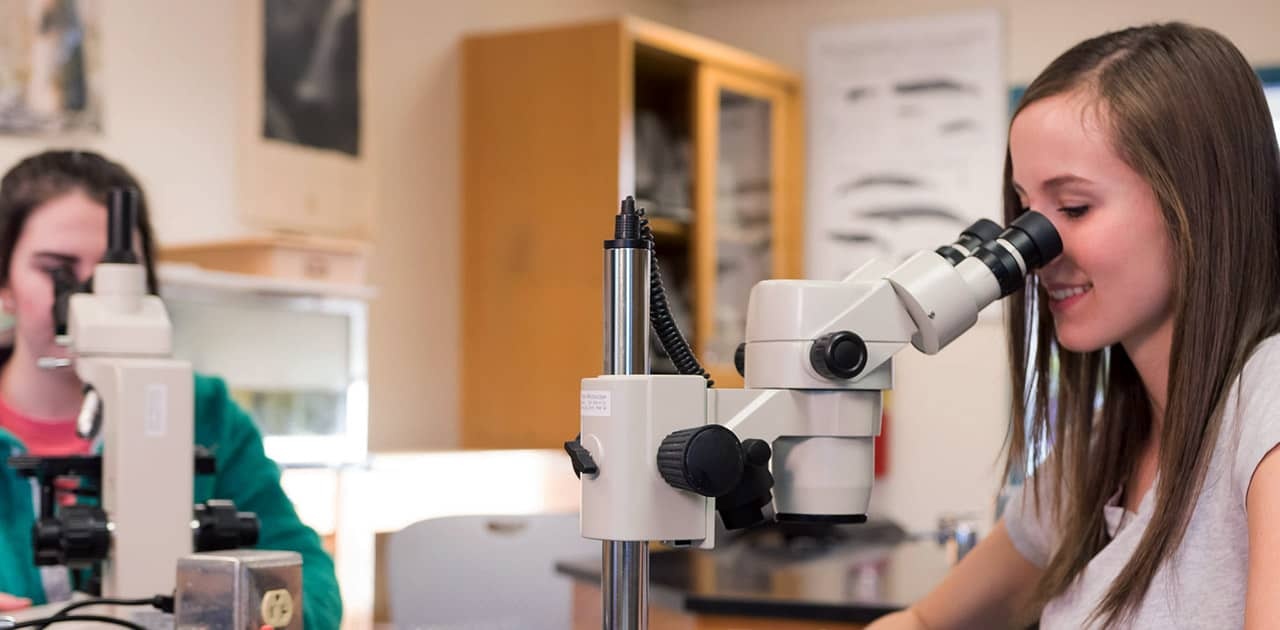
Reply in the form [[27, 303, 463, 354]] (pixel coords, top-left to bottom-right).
[[0, 0, 101, 135], [262, 0, 361, 156], [238, 0, 371, 239]]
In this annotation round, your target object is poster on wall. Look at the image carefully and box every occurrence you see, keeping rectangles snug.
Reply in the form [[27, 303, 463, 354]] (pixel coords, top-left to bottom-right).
[[806, 10, 1005, 281], [263, 0, 360, 156], [0, 0, 102, 135]]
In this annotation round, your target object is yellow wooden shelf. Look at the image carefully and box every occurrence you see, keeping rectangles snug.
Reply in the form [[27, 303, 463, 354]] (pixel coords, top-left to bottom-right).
[[647, 217, 691, 241], [159, 235, 370, 284]]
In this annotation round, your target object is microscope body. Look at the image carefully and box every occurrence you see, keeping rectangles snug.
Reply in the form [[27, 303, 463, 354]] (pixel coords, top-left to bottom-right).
[[68, 261, 195, 597], [576, 208, 1058, 549]]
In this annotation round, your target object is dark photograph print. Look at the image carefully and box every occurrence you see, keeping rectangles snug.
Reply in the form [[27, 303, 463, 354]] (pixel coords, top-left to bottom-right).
[[263, 0, 360, 156]]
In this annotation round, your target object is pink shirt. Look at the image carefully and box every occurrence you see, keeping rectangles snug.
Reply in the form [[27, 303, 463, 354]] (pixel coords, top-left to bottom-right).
[[0, 396, 90, 456]]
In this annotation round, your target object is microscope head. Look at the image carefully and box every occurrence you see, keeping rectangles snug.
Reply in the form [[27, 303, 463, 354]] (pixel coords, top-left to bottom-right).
[[574, 208, 1063, 548], [729, 213, 1061, 527], [887, 211, 1061, 354]]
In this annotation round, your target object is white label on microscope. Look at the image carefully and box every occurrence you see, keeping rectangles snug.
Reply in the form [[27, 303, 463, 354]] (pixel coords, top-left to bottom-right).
[[145, 384, 167, 436], [581, 391, 611, 417]]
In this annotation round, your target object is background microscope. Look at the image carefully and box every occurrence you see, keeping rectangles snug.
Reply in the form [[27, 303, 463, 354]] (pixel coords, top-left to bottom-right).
[[5, 188, 298, 630]]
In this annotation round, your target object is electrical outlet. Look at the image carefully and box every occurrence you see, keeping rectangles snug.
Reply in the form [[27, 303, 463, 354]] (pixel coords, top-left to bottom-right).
[[260, 589, 294, 628], [176, 550, 302, 629]]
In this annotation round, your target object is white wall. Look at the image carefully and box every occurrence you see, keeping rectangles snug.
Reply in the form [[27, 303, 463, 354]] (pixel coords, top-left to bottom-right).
[[677, 0, 1280, 532]]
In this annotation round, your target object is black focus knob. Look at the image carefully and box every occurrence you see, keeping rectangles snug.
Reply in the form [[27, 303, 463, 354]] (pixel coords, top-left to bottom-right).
[[194, 500, 260, 552], [658, 425, 744, 498], [716, 438, 774, 530], [734, 343, 747, 377], [34, 519, 61, 566], [810, 331, 868, 380], [33, 506, 111, 567]]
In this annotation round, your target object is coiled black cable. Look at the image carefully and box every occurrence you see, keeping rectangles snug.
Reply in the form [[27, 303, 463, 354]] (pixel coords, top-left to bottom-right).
[[635, 206, 713, 387]]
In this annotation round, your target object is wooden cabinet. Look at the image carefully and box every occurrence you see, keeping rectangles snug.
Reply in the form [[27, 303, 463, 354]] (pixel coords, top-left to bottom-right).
[[461, 17, 803, 449]]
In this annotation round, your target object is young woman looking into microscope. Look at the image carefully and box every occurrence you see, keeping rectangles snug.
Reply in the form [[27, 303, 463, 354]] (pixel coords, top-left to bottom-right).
[[869, 22, 1280, 630]]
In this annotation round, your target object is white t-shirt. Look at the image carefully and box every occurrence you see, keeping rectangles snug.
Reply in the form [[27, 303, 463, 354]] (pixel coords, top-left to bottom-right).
[[1004, 335, 1280, 629]]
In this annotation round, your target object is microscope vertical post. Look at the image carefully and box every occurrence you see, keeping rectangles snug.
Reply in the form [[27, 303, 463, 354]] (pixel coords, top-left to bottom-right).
[[68, 188, 195, 597], [600, 198, 651, 629]]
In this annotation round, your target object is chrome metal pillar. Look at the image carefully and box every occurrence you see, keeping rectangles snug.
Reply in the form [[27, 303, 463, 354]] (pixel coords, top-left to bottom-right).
[[600, 227, 651, 630]]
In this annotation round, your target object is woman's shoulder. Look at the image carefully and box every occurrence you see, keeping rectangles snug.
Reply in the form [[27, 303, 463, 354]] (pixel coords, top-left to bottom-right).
[[1235, 335, 1280, 402], [193, 373, 232, 419], [192, 373, 257, 442], [194, 372, 230, 400], [1244, 334, 1280, 374], [1221, 334, 1280, 498]]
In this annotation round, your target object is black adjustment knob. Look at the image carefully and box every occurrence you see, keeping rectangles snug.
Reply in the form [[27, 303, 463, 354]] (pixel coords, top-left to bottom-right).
[[564, 435, 598, 478], [716, 438, 774, 530], [33, 518, 65, 566], [742, 439, 771, 467], [809, 331, 868, 380], [194, 446, 218, 475], [658, 425, 744, 497], [194, 500, 260, 552], [33, 506, 111, 568], [734, 343, 747, 377]]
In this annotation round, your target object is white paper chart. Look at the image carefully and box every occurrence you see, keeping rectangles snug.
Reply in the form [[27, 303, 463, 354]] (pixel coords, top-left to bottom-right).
[[806, 10, 1006, 281]]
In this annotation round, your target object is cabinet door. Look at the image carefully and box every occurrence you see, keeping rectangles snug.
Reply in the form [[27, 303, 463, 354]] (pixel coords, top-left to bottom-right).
[[694, 67, 800, 386]]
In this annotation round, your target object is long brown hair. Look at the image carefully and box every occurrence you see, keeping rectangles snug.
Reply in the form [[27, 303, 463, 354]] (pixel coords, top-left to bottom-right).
[[1003, 23, 1280, 625]]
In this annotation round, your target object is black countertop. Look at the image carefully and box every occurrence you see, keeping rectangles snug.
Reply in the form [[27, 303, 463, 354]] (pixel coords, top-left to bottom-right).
[[555, 521, 955, 624]]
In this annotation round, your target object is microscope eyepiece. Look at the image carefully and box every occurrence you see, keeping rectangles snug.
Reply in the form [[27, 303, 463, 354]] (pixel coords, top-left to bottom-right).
[[103, 187, 139, 265], [936, 219, 1002, 265], [970, 211, 1062, 296], [1004, 211, 1062, 269]]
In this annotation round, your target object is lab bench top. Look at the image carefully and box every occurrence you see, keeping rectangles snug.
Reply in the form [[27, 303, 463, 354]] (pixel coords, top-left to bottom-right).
[[555, 522, 953, 626], [6, 595, 107, 628]]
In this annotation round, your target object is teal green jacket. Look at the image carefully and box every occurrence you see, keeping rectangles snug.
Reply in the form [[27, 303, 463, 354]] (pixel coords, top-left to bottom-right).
[[0, 374, 342, 629]]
